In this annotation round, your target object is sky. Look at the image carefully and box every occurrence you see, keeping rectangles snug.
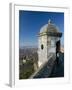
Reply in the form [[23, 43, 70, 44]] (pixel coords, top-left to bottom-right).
[[19, 10, 64, 47]]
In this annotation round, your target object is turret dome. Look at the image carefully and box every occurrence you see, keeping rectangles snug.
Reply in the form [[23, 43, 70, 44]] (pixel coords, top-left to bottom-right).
[[40, 19, 59, 34]]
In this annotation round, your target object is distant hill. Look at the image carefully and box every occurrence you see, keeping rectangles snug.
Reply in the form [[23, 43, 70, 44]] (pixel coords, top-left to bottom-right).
[[20, 45, 38, 49], [19, 46, 38, 62]]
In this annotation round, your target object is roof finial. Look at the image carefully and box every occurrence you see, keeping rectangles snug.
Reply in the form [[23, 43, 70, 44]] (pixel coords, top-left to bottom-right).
[[48, 19, 51, 24]]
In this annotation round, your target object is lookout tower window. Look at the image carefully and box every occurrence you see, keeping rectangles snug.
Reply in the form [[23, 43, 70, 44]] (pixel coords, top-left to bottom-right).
[[41, 44, 44, 50]]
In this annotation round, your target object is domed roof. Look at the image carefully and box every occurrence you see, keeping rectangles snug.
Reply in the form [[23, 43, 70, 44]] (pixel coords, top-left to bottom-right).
[[40, 20, 59, 33]]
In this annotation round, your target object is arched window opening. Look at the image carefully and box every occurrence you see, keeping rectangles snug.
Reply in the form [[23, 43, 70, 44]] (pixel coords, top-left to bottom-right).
[[41, 44, 44, 50]]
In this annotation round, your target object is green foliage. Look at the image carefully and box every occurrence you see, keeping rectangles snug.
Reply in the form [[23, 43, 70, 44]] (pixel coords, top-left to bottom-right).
[[19, 60, 35, 79]]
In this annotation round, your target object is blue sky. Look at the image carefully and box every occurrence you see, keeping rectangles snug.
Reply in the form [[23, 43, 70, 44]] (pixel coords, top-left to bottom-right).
[[19, 10, 64, 47]]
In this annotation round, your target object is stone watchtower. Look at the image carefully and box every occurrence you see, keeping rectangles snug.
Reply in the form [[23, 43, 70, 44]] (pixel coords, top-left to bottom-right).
[[38, 20, 62, 67]]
